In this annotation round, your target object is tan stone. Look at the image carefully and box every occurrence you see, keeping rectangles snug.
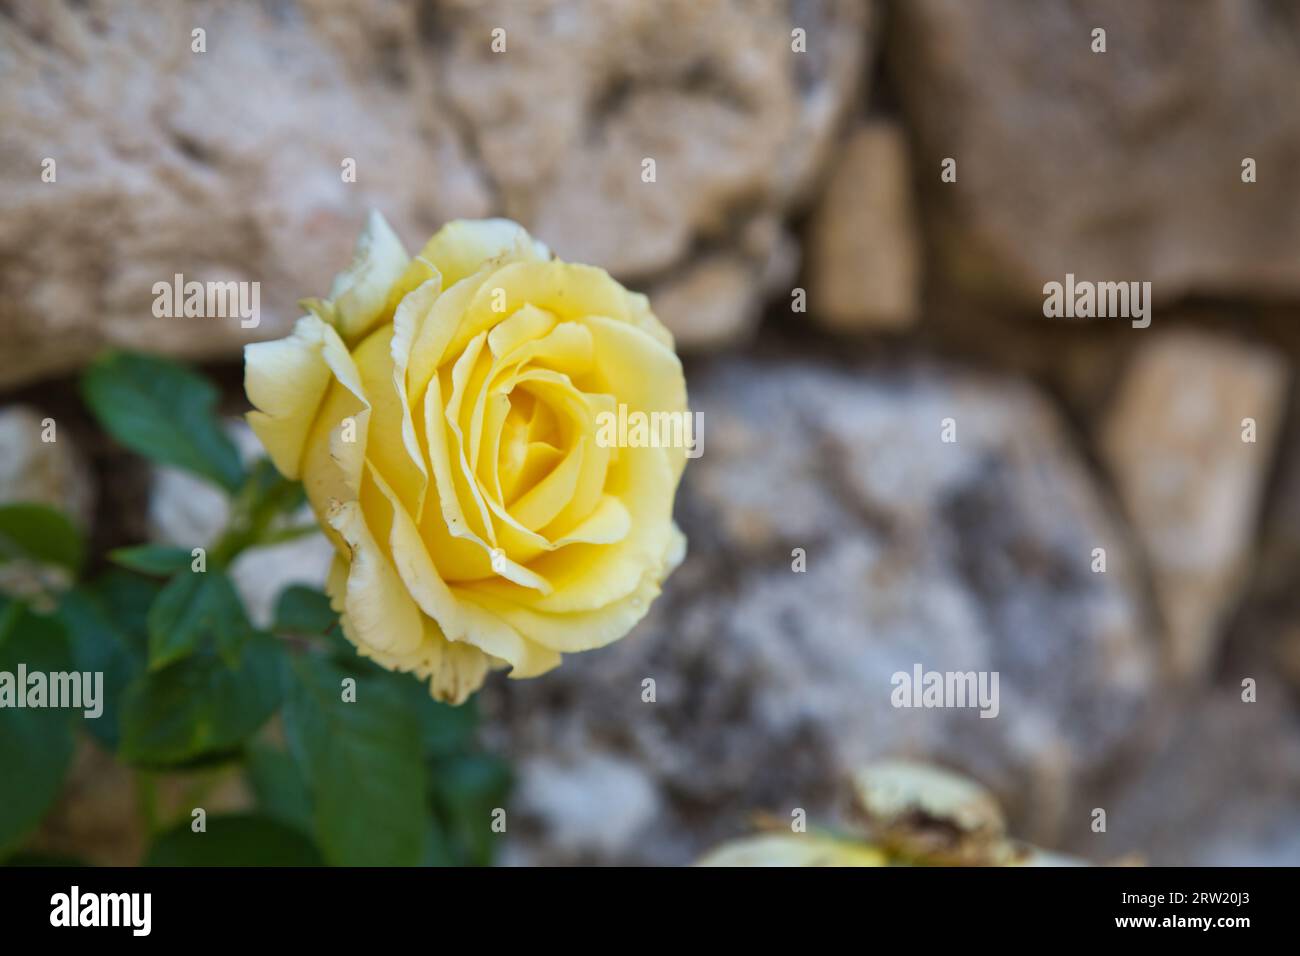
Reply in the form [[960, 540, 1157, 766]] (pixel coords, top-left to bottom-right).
[[650, 255, 760, 350], [893, 0, 1300, 309], [436, 0, 871, 282], [0, 0, 874, 385], [1101, 331, 1289, 678], [0, 0, 486, 389], [807, 122, 922, 331]]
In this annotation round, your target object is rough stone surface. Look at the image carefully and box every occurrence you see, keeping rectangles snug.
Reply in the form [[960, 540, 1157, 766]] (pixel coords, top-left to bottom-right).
[[1227, 382, 1300, 694], [806, 121, 922, 331], [0, 0, 870, 387], [649, 252, 767, 350], [0, 0, 492, 388], [1100, 331, 1288, 679], [0, 404, 94, 528], [1069, 688, 1300, 866], [483, 355, 1159, 865], [435, 0, 870, 282], [501, 753, 662, 864], [892, 0, 1300, 309]]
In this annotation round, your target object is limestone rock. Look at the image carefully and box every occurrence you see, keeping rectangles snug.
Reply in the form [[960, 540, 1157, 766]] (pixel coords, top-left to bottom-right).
[[649, 253, 764, 350], [0, 0, 489, 389], [502, 753, 661, 864], [806, 122, 922, 331], [435, 0, 871, 282], [1069, 688, 1300, 866], [892, 0, 1300, 309], [0, 0, 873, 387], [484, 355, 1159, 864], [1100, 331, 1288, 679]]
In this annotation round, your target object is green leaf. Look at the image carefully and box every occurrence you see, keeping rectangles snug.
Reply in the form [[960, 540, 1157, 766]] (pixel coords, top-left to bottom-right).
[[88, 569, 160, 656], [0, 600, 20, 649], [420, 814, 456, 867], [431, 752, 512, 867], [0, 607, 76, 860], [54, 588, 145, 751], [144, 814, 323, 866], [147, 572, 206, 669], [147, 570, 251, 671], [81, 351, 244, 493], [118, 632, 286, 768], [284, 655, 426, 866], [272, 586, 337, 637], [0, 503, 84, 575], [411, 688, 480, 761], [109, 545, 193, 576], [245, 743, 314, 837]]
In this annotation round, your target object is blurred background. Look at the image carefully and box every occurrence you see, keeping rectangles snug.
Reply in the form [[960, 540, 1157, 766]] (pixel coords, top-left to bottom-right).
[[3, 0, 1300, 865]]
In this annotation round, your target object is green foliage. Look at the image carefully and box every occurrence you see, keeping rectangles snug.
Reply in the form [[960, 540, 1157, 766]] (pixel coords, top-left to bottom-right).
[[272, 584, 338, 637], [55, 585, 146, 751], [82, 351, 245, 493], [430, 751, 512, 867], [0, 604, 76, 860], [0, 351, 512, 867], [245, 743, 314, 836], [90, 568, 161, 649], [210, 459, 311, 565], [284, 654, 428, 866], [0, 503, 84, 575], [108, 545, 193, 576], [147, 570, 252, 670], [144, 814, 323, 867], [118, 632, 286, 768]]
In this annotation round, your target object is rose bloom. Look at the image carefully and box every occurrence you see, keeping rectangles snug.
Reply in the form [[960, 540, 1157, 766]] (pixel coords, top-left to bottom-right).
[[245, 213, 689, 703]]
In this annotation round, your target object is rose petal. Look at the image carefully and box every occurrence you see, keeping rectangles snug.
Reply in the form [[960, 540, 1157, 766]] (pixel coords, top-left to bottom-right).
[[303, 210, 410, 344], [582, 314, 690, 484], [245, 315, 336, 479], [465, 525, 684, 653], [418, 218, 549, 289], [390, 275, 442, 520], [327, 497, 424, 657]]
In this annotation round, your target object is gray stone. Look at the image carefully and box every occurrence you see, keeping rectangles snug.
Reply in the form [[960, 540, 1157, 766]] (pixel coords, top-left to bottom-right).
[[1068, 688, 1300, 866], [484, 355, 1160, 864], [892, 0, 1300, 309]]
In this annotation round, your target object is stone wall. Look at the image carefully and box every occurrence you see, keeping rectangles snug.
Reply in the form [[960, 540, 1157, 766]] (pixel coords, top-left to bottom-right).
[[3, 0, 1299, 865]]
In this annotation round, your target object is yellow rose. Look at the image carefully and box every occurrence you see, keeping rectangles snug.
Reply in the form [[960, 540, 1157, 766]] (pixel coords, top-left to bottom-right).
[[696, 834, 888, 867], [244, 212, 689, 703]]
